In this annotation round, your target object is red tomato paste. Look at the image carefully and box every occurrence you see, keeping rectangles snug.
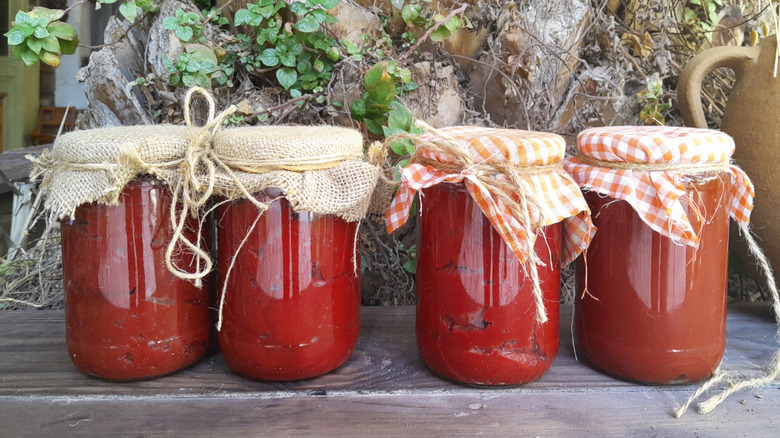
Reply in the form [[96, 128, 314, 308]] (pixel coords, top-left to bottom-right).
[[416, 183, 562, 385], [62, 176, 211, 381], [575, 175, 730, 384], [217, 194, 360, 380]]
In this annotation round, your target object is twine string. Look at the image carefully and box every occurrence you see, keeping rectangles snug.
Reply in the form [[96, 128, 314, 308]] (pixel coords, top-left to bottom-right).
[[164, 87, 237, 287], [675, 222, 780, 417]]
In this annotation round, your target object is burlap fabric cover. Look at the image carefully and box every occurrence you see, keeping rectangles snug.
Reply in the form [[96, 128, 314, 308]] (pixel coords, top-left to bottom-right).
[[211, 126, 378, 222], [31, 125, 192, 219]]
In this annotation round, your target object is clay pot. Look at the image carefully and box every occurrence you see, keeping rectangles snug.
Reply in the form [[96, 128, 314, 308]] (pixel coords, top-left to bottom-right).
[[678, 37, 780, 283]]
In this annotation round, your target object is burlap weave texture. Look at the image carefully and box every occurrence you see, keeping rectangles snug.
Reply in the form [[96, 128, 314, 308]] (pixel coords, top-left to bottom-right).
[[212, 125, 378, 222], [32, 125, 192, 219]]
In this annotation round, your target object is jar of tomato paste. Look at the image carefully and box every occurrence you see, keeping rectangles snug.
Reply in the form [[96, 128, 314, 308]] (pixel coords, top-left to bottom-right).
[[565, 126, 753, 385], [386, 126, 593, 385], [212, 126, 378, 381], [43, 126, 212, 381]]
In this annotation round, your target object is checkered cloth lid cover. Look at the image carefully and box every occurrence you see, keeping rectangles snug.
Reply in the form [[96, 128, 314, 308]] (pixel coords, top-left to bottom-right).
[[385, 126, 594, 265], [564, 126, 755, 246]]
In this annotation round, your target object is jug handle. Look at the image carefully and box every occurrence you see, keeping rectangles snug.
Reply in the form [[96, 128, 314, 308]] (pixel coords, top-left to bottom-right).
[[678, 45, 759, 128]]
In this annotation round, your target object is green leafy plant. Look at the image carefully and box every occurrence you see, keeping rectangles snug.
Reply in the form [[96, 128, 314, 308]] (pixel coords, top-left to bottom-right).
[[4, 8, 78, 67], [118, 0, 159, 23], [163, 8, 206, 43], [164, 44, 228, 89], [638, 76, 672, 125], [683, 0, 723, 34], [230, 0, 341, 95], [350, 61, 415, 135]]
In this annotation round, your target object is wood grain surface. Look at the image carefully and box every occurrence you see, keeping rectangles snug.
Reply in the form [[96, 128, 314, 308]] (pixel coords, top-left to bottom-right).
[[1, 305, 778, 436]]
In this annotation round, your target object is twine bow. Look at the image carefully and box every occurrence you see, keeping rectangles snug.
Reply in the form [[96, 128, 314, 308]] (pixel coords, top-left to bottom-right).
[[164, 87, 257, 287], [388, 121, 566, 324]]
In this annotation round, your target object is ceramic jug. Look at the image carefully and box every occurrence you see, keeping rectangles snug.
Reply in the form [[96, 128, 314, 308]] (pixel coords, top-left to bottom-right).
[[678, 37, 780, 282]]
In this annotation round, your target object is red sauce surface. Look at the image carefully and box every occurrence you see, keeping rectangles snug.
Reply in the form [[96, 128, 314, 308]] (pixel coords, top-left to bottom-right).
[[61, 176, 210, 381], [575, 175, 730, 384], [416, 183, 561, 386], [217, 194, 360, 381]]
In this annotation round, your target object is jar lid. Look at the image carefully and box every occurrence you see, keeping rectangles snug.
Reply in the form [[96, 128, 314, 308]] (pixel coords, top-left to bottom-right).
[[565, 126, 754, 247], [210, 125, 378, 222], [214, 125, 363, 164], [32, 125, 193, 220], [576, 126, 735, 164], [417, 126, 566, 166], [51, 125, 192, 164], [387, 125, 592, 267]]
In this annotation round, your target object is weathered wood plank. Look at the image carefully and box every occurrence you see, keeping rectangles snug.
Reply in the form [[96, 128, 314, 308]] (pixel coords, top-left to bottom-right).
[[2, 390, 778, 437], [0, 304, 778, 435]]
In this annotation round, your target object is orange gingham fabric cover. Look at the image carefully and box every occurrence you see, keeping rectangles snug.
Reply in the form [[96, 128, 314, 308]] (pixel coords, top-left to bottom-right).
[[564, 126, 754, 246], [385, 126, 593, 265]]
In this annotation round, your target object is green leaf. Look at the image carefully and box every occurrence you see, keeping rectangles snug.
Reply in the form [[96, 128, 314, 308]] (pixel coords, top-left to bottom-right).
[[47, 21, 77, 40], [277, 67, 298, 89], [279, 51, 296, 67], [388, 106, 412, 130], [182, 72, 211, 88], [175, 26, 194, 42], [429, 27, 451, 42], [326, 46, 340, 61], [17, 24, 35, 37], [119, 2, 138, 22], [403, 259, 416, 274], [444, 16, 462, 34], [365, 119, 384, 136], [162, 16, 178, 30], [6, 30, 25, 46], [399, 68, 412, 83], [59, 37, 78, 55], [290, 2, 308, 15], [14, 11, 36, 27], [350, 98, 366, 120], [19, 46, 39, 66], [100, 0, 119, 4], [297, 58, 312, 73], [295, 16, 320, 32], [28, 6, 64, 22], [343, 40, 360, 55], [317, 0, 339, 9], [365, 63, 388, 86], [233, 9, 253, 26], [313, 59, 325, 72], [33, 26, 49, 38], [391, 0, 405, 10], [40, 35, 61, 53], [137, 0, 157, 12], [186, 44, 219, 73], [27, 37, 43, 54], [259, 48, 280, 66], [310, 9, 338, 24], [39, 50, 60, 67], [290, 88, 302, 98], [401, 5, 419, 25]]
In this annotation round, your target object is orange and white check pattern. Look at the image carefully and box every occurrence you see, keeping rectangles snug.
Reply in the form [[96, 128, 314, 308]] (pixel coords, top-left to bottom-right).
[[386, 126, 593, 265], [565, 126, 755, 246]]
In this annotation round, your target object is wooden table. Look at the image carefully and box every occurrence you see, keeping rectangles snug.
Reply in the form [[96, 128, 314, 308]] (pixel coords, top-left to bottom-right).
[[1, 305, 778, 436]]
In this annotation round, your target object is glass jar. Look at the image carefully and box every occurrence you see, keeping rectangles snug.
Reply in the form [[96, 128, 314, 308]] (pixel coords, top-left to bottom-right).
[[217, 192, 361, 381], [574, 175, 730, 384], [61, 176, 211, 381], [416, 183, 562, 386]]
